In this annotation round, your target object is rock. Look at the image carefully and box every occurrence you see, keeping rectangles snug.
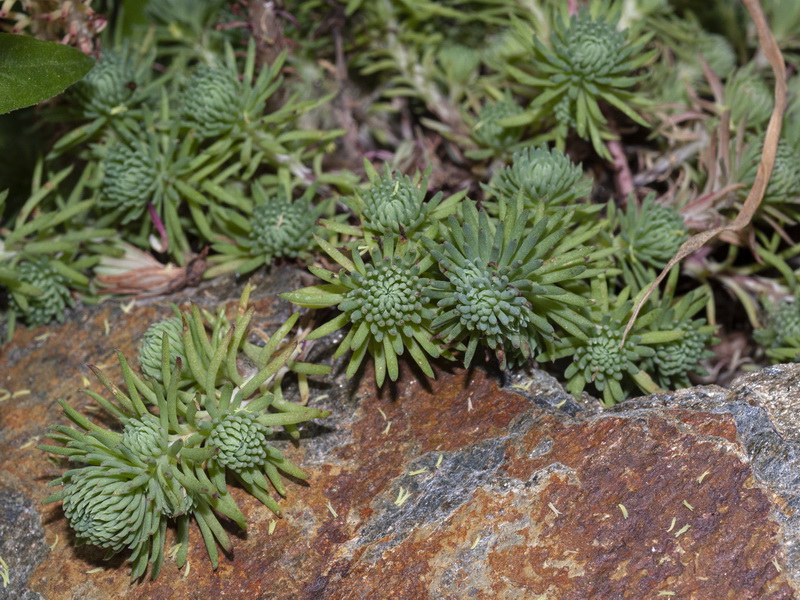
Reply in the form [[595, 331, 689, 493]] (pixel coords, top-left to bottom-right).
[[0, 485, 47, 600], [1, 267, 799, 599]]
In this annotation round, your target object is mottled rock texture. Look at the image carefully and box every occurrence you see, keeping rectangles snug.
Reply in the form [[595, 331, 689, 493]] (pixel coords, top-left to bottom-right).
[[1, 267, 799, 599]]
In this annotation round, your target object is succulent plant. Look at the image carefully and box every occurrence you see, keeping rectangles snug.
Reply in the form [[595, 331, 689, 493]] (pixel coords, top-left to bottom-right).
[[737, 139, 800, 224], [201, 396, 312, 512], [754, 295, 800, 362], [71, 51, 138, 119], [138, 315, 186, 381], [93, 103, 232, 261], [424, 199, 601, 369], [121, 413, 166, 462], [142, 285, 330, 411], [469, 97, 526, 155], [650, 325, 714, 388], [640, 287, 717, 389], [340, 161, 462, 242], [99, 141, 160, 223], [428, 205, 536, 368], [208, 411, 270, 471], [506, 5, 655, 158], [60, 466, 169, 576], [206, 183, 323, 278], [538, 278, 678, 406], [41, 285, 330, 579], [42, 389, 186, 580], [487, 146, 594, 216], [725, 65, 774, 130], [618, 195, 688, 270], [282, 235, 445, 386], [1, 166, 110, 339], [49, 44, 159, 155], [7, 257, 75, 327], [696, 33, 737, 78], [357, 169, 430, 237], [176, 41, 344, 186], [249, 188, 320, 260], [181, 66, 241, 138], [567, 316, 655, 405]]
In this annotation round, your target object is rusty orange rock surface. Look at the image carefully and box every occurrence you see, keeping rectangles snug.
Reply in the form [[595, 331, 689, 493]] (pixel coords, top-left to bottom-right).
[[0, 271, 797, 599]]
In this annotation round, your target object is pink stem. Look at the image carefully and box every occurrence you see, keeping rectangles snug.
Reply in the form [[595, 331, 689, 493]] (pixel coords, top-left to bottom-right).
[[274, 9, 300, 28], [567, 0, 579, 16], [364, 150, 395, 162], [607, 138, 634, 201], [600, 100, 635, 202], [216, 21, 248, 30], [147, 203, 169, 252]]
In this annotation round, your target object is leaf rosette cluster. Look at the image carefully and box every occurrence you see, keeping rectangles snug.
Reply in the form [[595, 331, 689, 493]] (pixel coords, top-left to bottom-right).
[[282, 235, 444, 386], [540, 277, 716, 406], [468, 97, 526, 157], [41, 285, 330, 580], [424, 199, 603, 368], [487, 146, 594, 216], [332, 161, 463, 244], [506, 5, 655, 158], [755, 295, 800, 362]]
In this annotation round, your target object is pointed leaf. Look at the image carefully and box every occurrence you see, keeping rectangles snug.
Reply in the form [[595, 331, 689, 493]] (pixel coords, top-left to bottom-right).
[[0, 34, 94, 114]]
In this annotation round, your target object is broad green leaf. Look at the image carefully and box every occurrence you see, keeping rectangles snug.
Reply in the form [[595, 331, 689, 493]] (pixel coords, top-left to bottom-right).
[[0, 33, 94, 115]]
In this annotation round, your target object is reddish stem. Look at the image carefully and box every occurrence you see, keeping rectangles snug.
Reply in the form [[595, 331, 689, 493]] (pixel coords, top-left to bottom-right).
[[148, 203, 169, 253], [607, 137, 634, 201], [567, 0, 579, 16]]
